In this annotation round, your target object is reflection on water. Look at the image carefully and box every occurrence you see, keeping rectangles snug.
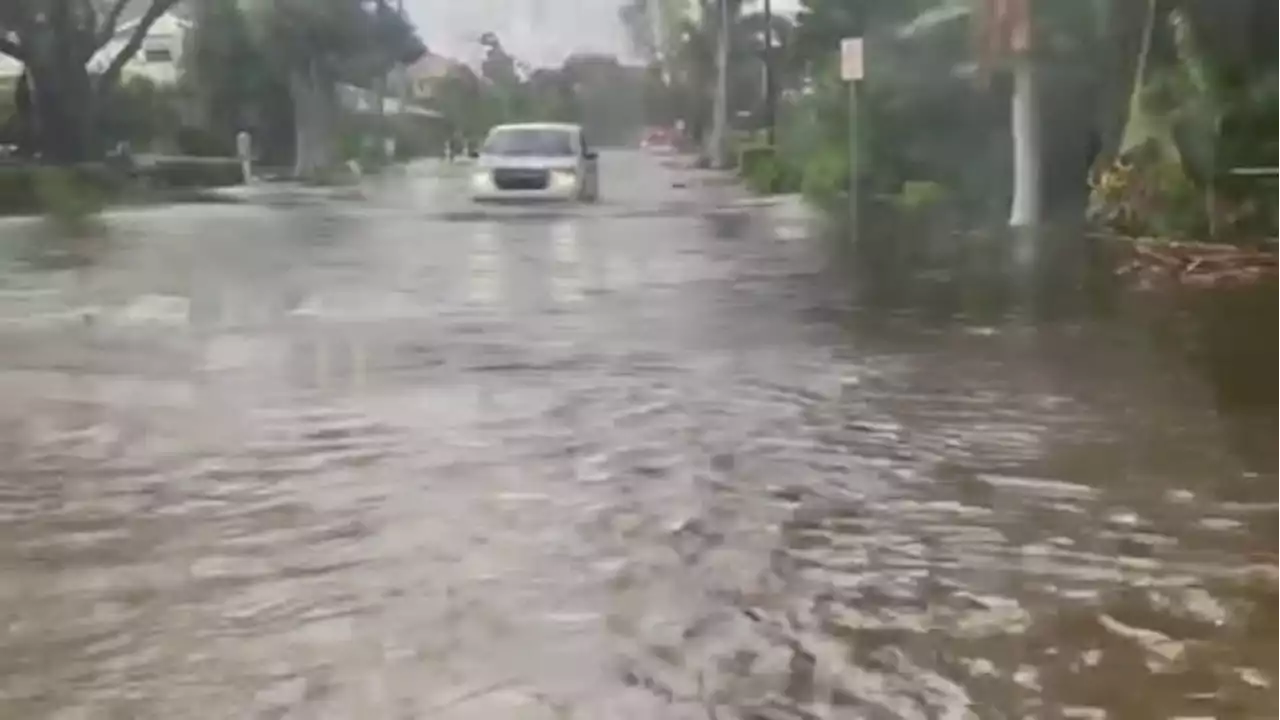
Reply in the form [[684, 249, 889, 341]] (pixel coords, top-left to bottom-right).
[[466, 220, 501, 308], [550, 220, 585, 306], [0, 165, 1274, 718]]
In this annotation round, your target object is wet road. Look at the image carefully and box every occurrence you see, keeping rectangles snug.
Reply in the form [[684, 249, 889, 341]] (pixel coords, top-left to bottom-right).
[[0, 152, 1275, 718]]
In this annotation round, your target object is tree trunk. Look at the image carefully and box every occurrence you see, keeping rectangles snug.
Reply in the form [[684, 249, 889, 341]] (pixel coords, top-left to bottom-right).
[[291, 61, 339, 179], [706, 0, 731, 169], [1008, 54, 1040, 227], [26, 59, 98, 163], [374, 71, 388, 158]]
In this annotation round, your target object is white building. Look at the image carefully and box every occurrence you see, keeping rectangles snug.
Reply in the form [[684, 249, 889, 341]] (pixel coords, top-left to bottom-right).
[[0, 9, 191, 88], [0, 5, 439, 121], [399, 53, 462, 101], [91, 12, 193, 86]]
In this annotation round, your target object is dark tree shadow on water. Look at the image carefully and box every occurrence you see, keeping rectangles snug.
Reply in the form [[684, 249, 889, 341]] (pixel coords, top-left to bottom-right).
[[819, 215, 1125, 331]]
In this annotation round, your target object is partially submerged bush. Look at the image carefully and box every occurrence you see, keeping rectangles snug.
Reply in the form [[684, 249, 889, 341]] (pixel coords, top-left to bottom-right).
[[175, 126, 235, 158], [799, 152, 849, 207], [1087, 143, 1274, 244], [0, 157, 244, 218], [0, 164, 114, 222], [138, 157, 244, 189], [887, 180, 948, 213], [35, 167, 110, 231], [737, 144, 803, 195]]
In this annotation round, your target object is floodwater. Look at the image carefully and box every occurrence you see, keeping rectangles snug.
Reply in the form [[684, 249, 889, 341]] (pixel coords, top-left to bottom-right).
[[0, 153, 1274, 719]]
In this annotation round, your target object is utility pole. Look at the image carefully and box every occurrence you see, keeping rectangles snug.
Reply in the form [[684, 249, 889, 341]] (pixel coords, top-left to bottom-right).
[[763, 0, 776, 146], [394, 0, 411, 159], [397, 0, 409, 112]]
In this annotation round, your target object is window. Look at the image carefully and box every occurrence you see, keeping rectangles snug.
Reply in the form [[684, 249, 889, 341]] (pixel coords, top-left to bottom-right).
[[481, 128, 576, 157], [144, 47, 173, 63]]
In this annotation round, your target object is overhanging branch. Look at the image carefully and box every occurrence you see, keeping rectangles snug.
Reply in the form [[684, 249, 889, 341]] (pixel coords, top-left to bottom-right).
[[96, 0, 183, 92], [95, 0, 133, 49], [1, 0, 34, 62], [0, 36, 25, 63]]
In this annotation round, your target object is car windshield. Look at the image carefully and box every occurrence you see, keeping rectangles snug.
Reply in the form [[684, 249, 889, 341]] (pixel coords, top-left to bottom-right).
[[482, 128, 576, 157]]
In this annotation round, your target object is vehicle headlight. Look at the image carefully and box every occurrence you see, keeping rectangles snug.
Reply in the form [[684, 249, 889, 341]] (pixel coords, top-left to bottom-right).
[[470, 171, 493, 189], [550, 170, 577, 189]]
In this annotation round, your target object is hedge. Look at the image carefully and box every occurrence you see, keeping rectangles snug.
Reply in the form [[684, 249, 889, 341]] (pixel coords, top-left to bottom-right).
[[0, 164, 117, 216], [0, 157, 246, 215], [136, 157, 244, 189], [737, 144, 802, 195]]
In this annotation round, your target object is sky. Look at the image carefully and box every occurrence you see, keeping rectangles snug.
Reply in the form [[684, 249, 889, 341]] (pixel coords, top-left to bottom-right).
[[402, 0, 803, 69], [403, 0, 633, 69]]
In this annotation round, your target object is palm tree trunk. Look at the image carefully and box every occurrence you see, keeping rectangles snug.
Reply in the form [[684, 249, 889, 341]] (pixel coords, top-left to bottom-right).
[[1008, 53, 1040, 227], [706, 0, 731, 168]]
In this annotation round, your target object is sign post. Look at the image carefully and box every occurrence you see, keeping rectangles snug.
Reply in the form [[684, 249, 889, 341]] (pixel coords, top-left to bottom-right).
[[235, 130, 253, 185], [840, 37, 864, 242]]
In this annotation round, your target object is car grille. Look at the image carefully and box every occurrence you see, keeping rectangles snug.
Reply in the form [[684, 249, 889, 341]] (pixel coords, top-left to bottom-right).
[[492, 168, 549, 191]]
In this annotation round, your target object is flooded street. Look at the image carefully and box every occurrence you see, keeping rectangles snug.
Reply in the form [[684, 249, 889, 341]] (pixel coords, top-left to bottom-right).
[[0, 152, 1274, 718]]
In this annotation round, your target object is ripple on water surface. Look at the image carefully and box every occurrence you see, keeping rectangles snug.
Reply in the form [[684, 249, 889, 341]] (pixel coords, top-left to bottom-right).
[[0, 169, 1275, 718]]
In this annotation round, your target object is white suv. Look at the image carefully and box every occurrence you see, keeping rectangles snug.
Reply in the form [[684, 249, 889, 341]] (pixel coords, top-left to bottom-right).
[[469, 123, 600, 203]]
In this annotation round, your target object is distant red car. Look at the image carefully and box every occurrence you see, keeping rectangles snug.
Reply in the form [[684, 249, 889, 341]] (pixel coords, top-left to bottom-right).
[[640, 127, 678, 153]]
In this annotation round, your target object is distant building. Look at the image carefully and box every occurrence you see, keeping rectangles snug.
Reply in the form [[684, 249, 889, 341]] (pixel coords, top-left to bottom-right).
[[0, 5, 192, 88], [92, 11, 193, 86], [398, 52, 466, 102]]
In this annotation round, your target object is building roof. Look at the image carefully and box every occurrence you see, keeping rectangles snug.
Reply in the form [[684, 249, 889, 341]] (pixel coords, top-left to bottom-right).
[[109, 0, 194, 38], [404, 52, 463, 80]]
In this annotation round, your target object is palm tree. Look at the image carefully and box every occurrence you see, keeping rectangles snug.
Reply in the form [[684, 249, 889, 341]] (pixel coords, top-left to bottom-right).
[[706, 0, 736, 168], [985, 0, 1039, 227], [900, 0, 1039, 226]]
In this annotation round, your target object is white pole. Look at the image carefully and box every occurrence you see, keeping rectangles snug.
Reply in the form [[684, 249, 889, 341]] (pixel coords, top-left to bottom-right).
[[236, 130, 253, 185], [1008, 54, 1041, 228]]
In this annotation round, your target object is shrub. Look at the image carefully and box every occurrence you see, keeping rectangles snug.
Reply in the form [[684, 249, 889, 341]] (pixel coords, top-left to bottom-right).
[[100, 77, 183, 152], [1089, 145, 1210, 239], [138, 157, 244, 189], [738, 144, 774, 190], [800, 152, 849, 206], [175, 126, 234, 158], [888, 180, 948, 213], [738, 144, 802, 195], [0, 164, 117, 217]]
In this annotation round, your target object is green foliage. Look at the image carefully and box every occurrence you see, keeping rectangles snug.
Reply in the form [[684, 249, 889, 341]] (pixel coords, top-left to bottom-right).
[[33, 167, 110, 229], [139, 158, 245, 189], [0, 165, 113, 223], [0, 156, 249, 218], [181, 0, 426, 171], [0, 88, 15, 142], [175, 126, 235, 158], [99, 77, 184, 152], [738, 144, 774, 191], [0, 0, 188, 162], [247, 0, 422, 81], [887, 180, 948, 213], [800, 151, 849, 205], [433, 44, 651, 148], [183, 0, 282, 147], [771, 60, 853, 205]]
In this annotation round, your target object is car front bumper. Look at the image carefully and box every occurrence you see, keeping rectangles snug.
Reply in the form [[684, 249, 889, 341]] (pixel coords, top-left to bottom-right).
[[470, 187, 579, 203], [470, 169, 581, 202]]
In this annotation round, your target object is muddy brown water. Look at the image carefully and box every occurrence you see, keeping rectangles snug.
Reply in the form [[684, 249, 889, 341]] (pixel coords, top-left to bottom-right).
[[0, 154, 1274, 718]]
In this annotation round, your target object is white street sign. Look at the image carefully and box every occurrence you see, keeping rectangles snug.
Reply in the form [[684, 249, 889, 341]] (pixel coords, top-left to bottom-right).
[[840, 38, 864, 81]]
